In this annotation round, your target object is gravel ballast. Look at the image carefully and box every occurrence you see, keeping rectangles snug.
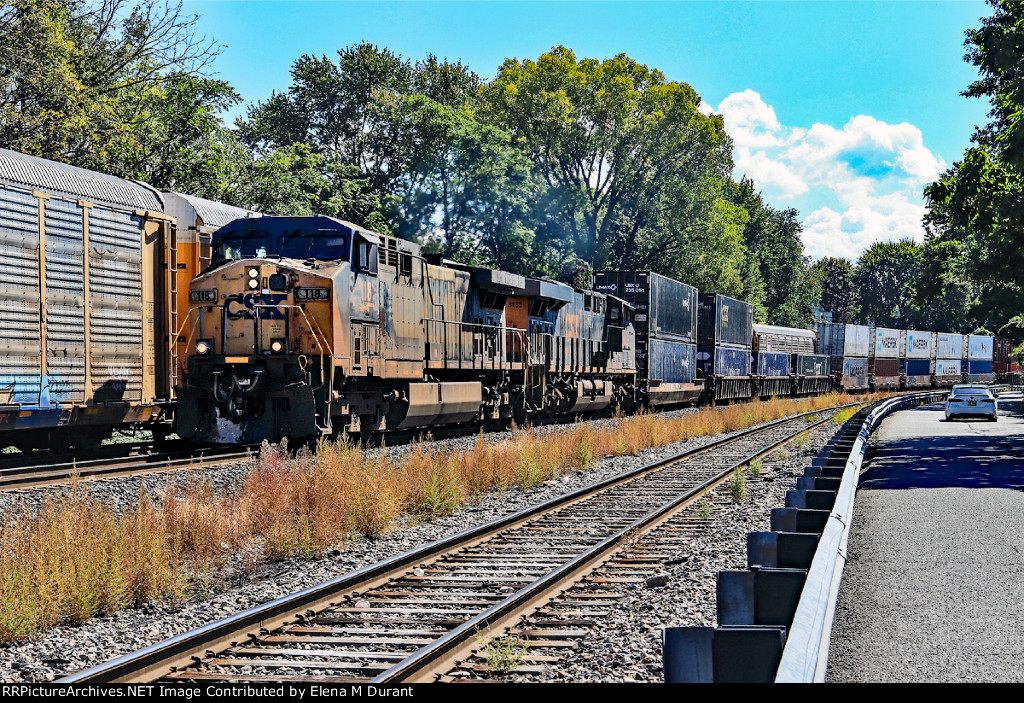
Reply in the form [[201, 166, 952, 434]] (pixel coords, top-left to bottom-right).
[[477, 421, 844, 683], [0, 407, 842, 683]]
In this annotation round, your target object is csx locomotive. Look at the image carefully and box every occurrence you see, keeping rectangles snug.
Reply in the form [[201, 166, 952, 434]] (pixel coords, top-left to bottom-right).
[[176, 216, 639, 444]]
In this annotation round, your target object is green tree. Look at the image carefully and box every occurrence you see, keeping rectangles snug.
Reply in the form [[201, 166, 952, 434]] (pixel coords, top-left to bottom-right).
[[480, 46, 734, 274], [854, 239, 925, 327], [810, 257, 857, 323], [0, 0, 232, 191], [924, 0, 1024, 332], [726, 178, 817, 326]]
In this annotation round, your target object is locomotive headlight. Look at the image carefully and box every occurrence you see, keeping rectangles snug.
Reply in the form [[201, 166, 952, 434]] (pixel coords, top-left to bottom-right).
[[248, 267, 259, 279], [247, 278, 259, 290], [195, 339, 212, 355], [270, 338, 285, 354]]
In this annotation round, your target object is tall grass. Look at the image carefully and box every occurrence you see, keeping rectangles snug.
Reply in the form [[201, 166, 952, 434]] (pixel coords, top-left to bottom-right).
[[0, 391, 883, 643]]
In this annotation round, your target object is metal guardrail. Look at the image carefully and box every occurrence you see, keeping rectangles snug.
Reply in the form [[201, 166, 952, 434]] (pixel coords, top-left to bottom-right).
[[663, 391, 946, 683], [774, 391, 945, 682]]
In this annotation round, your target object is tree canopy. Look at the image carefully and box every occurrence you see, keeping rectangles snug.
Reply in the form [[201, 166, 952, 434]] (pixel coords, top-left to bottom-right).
[[1, 2, 846, 329], [924, 0, 1024, 341]]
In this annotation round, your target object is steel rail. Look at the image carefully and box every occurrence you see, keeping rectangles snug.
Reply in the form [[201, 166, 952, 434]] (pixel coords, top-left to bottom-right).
[[0, 447, 256, 491], [59, 398, 872, 684], [374, 401, 878, 683]]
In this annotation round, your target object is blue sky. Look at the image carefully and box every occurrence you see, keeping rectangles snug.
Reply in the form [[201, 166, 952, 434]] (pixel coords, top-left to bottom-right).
[[182, 0, 992, 260]]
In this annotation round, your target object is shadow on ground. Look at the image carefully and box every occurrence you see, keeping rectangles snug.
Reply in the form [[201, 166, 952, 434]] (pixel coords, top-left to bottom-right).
[[859, 397, 1024, 492]]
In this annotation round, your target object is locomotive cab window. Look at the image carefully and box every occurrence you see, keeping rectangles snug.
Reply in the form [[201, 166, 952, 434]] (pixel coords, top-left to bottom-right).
[[279, 232, 349, 261], [214, 235, 273, 265], [354, 238, 378, 274]]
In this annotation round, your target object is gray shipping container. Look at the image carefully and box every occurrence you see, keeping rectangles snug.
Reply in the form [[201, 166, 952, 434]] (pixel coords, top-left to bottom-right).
[[836, 357, 869, 389], [593, 271, 697, 342], [697, 293, 753, 349], [816, 323, 871, 357]]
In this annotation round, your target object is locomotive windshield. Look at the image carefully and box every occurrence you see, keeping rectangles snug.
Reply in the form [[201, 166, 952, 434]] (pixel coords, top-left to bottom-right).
[[279, 233, 350, 260], [210, 227, 352, 267], [214, 235, 273, 263]]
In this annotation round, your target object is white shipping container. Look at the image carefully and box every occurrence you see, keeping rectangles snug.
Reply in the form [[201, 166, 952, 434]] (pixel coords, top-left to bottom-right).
[[816, 323, 870, 357], [904, 330, 932, 359], [935, 359, 962, 375], [935, 333, 963, 359], [968, 334, 993, 360], [873, 327, 901, 358]]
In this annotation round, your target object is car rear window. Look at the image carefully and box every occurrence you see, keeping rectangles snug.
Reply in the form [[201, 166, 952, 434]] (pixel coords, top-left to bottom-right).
[[952, 391, 992, 398]]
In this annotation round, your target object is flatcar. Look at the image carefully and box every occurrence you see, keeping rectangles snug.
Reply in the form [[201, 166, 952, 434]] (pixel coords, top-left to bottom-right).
[[0, 148, 259, 449]]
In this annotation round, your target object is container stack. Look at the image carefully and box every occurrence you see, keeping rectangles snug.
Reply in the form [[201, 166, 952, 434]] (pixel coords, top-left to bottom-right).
[[967, 334, 994, 382], [593, 271, 700, 404], [934, 332, 964, 381], [696, 293, 753, 378], [994, 338, 1021, 375], [901, 329, 932, 388], [869, 326, 901, 390], [816, 323, 870, 390]]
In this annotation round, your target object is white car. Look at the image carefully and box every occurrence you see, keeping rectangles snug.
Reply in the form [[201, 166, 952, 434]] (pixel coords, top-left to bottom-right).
[[945, 387, 998, 421]]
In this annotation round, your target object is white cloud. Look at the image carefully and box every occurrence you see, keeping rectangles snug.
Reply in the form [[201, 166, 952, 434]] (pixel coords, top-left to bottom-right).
[[715, 91, 945, 260], [717, 89, 784, 149], [734, 150, 808, 200]]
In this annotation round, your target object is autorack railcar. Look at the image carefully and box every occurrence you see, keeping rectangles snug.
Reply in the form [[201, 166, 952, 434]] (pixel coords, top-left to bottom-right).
[[0, 148, 258, 449]]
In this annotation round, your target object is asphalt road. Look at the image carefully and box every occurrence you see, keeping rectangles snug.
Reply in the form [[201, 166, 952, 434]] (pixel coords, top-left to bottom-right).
[[827, 391, 1024, 683]]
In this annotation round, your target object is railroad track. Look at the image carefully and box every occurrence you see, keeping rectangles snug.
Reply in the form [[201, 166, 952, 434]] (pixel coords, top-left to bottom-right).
[[0, 446, 256, 491], [60, 399, 876, 685]]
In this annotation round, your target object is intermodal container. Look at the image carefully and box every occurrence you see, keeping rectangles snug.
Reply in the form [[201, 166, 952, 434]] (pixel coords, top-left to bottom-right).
[[902, 359, 931, 376], [873, 327, 901, 358], [816, 323, 870, 357], [935, 333, 964, 360], [935, 359, 962, 376], [697, 293, 753, 349], [793, 354, 829, 376], [836, 357, 868, 389], [697, 346, 750, 377], [593, 271, 697, 342], [904, 330, 932, 359], [968, 334, 993, 360], [968, 360, 993, 375], [755, 351, 790, 377], [869, 357, 900, 377], [647, 338, 696, 384], [994, 338, 1014, 364]]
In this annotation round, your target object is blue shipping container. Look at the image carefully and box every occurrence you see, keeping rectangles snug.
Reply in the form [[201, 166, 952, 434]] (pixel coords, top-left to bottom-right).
[[647, 338, 696, 384], [968, 360, 993, 375], [902, 359, 930, 376], [697, 346, 750, 377], [756, 351, 790, 377]]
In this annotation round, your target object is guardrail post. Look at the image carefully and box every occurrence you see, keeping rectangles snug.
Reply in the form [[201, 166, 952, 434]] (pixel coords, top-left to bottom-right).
[[664, 391, 949, 683], [748, 532, 819, 570], [664, 626, 788, 683]]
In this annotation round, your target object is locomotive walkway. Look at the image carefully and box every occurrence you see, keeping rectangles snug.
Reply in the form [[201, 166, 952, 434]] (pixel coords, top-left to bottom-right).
[[827, 392, 1024, 682]]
